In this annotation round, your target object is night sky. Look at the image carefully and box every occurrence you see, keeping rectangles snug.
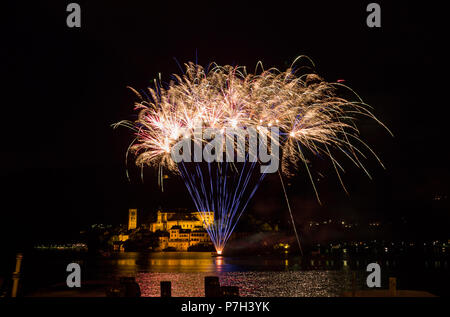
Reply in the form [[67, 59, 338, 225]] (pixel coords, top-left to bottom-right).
[[3, 1, 448, 251]]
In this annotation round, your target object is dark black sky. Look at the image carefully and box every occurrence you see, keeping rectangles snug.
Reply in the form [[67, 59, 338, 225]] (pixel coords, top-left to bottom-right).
[[2, 1, 449, 249]]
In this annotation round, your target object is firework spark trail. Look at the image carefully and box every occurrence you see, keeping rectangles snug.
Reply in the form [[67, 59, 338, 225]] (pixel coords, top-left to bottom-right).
[[114, 56, 392, 253], [279, 170, 303, 256], [178, 160, 265, 253]]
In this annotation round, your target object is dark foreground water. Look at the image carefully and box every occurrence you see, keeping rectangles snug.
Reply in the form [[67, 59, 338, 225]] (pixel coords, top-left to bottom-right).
[[13, 251, 449, 297], [137, 271, 355, 297]]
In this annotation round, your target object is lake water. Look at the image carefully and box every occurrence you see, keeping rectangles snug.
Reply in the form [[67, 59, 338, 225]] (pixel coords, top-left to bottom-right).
[[17, 251, 449, 297], [137, 271, 356, 297]]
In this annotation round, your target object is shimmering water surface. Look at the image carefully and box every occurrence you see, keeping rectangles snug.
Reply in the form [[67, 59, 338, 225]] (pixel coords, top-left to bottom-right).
[[20, 251, 448, 296], [104, 252, 357, 296], [136, 271, 353, 297]]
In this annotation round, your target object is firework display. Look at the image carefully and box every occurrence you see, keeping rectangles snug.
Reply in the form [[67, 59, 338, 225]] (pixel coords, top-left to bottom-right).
[[116, 56, 391, 253]]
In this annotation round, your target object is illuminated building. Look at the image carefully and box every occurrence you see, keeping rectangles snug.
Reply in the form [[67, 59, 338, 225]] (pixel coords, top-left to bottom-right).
[[128, 208, 137, 230], [112, 233, 130, 252], [150, 210, 214, 251], [150, 210, 213, 232], [157, 226, 211, 251]]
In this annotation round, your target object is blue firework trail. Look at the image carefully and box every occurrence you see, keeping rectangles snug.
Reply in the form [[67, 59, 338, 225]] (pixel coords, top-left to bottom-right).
[[178, 158, 267, 253]]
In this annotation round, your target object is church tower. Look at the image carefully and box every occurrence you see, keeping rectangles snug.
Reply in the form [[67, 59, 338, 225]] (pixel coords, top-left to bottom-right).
[[128, 208, 137, 230]]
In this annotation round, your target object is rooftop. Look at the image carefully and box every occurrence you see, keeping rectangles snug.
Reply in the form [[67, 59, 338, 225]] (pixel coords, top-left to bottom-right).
[[166, 213, 199, 222]]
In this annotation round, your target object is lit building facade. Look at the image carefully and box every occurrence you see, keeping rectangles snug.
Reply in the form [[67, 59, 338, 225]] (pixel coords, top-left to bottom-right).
[[157, 226, 211, 251], [150, 210, 214, 251], [128, 208, 137, 230], [112, 233, 130, 252], [150, 210, 214, 232]]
